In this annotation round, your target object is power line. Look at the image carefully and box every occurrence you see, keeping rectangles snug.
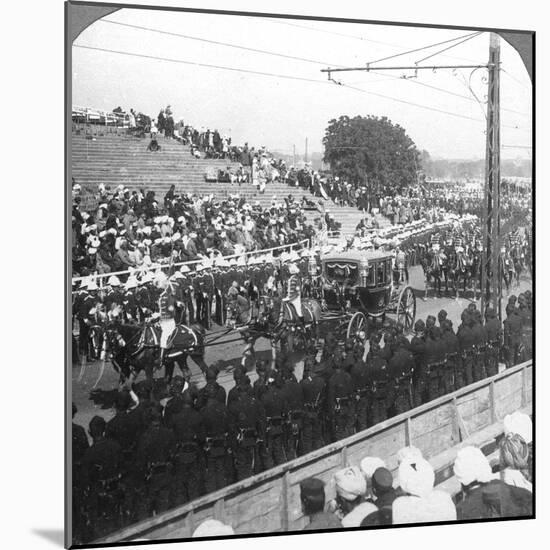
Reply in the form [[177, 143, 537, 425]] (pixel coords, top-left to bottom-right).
[[255, 17, 481, 64], [366, 31, 481, 65], [415, 32, 483, 64], [74, 44, 327, 84], [337, 82, 523, 130], [99, 18, 344, 68], [74, 43, 525, 130]]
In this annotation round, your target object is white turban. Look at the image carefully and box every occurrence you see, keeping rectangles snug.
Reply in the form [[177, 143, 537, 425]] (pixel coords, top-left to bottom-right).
[[503, 412, 532, 444], [397, 446, 423, 465], [453, 446, 496, 486], [393, 491, 457, 524], [398, 457, 434, 498], [360, 457, 386, 480], [192, 519, 234, 537], [334, 466, 367, 501]]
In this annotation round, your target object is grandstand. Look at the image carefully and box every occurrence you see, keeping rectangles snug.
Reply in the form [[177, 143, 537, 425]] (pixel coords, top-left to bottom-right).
[[71, 127, 387, 236]]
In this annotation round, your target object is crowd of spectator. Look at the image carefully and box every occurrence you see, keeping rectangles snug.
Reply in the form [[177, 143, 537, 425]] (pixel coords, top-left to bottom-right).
[[72, 182, 317, 277]]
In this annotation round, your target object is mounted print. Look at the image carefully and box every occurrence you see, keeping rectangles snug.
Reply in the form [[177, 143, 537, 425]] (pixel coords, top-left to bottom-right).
[[66, 1, 534, 547]]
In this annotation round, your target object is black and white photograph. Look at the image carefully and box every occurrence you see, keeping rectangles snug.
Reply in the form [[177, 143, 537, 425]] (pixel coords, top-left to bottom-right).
[[66, 1, 533, 546]]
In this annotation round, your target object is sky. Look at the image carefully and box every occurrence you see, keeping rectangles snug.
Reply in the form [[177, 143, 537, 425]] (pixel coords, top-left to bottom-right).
[[72, 9, 532, 160]]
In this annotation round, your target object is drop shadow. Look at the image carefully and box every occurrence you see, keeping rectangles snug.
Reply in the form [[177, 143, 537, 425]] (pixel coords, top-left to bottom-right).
[[32, 528, 64, 547]]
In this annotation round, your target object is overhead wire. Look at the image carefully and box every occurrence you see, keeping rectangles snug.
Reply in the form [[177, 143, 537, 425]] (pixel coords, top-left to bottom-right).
[[414, 32, 483, 64], [99, 18, 344, 67], [366, 31, 481, 65], [74, 44, 527, 131], [96, 17, 528, 117]]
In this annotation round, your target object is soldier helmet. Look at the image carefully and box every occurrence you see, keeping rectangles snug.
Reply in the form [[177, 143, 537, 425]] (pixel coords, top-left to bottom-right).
[[170, 375, 185, 393], [115, 390, 133, 411], [205, 366, 219, 381], [89, 415, 106, 437], [204, 383, 219, 401], [467, 302, 477, 312], [426, 315, 436, 328], [414, 319, 425, 333], [508, 295, 517, 303], [108, 275, 121, 287], [437, 309, 448, 322]]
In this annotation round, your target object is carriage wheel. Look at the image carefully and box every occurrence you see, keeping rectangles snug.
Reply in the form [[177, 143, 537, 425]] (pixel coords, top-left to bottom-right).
[[347, 312, 367, 342], [396, 286, 416, 331]]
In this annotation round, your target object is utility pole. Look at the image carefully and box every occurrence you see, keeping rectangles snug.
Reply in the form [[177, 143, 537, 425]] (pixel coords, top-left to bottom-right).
[[293, 144, 296, 167], [305, 137, 308, 163], [481, 33, 501, 318]]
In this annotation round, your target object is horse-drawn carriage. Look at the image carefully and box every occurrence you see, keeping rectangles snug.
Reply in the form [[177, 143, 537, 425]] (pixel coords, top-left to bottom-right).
[[318, 250, 417, 341]]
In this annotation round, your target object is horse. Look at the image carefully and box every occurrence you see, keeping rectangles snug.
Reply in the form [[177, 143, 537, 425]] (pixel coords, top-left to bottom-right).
[[225, 293, 275, 369], [443, 248, 458, 297], [454, 251, 472, 299], [82, 309, 209, 390], [262, 295, 322, 354], [424, 250, 445, 298]]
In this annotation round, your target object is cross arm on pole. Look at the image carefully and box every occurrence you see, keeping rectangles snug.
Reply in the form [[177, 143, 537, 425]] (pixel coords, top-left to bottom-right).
[[321, 64, 490, 74]]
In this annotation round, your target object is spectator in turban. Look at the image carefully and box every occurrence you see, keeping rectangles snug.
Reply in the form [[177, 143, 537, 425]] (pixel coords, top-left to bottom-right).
[[500, 433, 532, 491], [392, 457, 456, 524], [327, 466, 376, 527], [192, 519, 234, 537], [503, 412, 532, 480]]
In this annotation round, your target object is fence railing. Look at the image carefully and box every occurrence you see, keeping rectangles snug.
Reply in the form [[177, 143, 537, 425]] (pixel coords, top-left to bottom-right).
[[96, 360, 532, 543], [72, 239, 311, 285]]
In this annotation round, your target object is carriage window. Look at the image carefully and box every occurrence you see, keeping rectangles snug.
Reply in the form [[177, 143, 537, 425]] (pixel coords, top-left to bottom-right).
[[366, 264, 375, 286], [376, 262, 386, 286]]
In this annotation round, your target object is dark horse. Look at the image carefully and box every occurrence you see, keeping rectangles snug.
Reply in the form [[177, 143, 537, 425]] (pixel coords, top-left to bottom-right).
[[423, 249, 445, 298], [225, 294, 275, 368], [92, 319, 208, 390], [261, 295, 323, 355]]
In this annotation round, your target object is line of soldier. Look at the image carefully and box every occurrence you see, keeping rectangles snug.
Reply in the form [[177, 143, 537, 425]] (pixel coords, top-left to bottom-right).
[[72, 290, 532, 543], [72, 250, 316, 360]]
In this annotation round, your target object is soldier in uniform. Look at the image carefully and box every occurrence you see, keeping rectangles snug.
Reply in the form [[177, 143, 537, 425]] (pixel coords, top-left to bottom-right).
[[171, 391, 205, 505], [503, 306, 523, 367], [156, 271, 177, 366], [471, 309, 487, 381], [122, 276, 139, 322], [367, 338, 390, 425], [441, 319, 459, 394], [327, 349, 355, 441], [134, 406, 175, 521], [253, 360, 269, 401], [80, 416, 124, 540], [72, 403, 89, 543], [410, 320, 427, 407], [387, 338, 414, 415], [484, 307, 502, 377], [196, 366, 227, 410], [75, 279, 99, 363], [228, 375, 265, 480], [200, 384, 231, 492], [163, 376, 186, 427], [518, 293, 532, 360], [280, 365, 305, 460], [283, 262, 303, 323], [260, 370, 288, 469], [457, 310, 475, 386], [104, 275, 124, 312], [300, 357, 326, 454], [349, 342, 369, 431], [424, 326, 446, 401]]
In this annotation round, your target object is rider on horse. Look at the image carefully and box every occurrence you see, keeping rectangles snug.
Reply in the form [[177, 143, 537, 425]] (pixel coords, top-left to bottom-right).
[[283, 263, 304, 324], [157, 271, 178, 365]]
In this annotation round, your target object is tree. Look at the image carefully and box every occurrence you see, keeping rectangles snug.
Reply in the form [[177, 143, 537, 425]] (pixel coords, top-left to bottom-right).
[[323, 115, 421, 193]]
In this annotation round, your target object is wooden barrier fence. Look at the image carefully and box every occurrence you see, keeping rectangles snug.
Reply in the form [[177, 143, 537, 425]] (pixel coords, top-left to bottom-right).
[[98, 360, 532, 543]]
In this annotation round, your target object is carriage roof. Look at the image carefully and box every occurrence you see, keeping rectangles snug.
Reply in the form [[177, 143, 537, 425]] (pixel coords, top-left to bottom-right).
[[321, 250, 392, 264]]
